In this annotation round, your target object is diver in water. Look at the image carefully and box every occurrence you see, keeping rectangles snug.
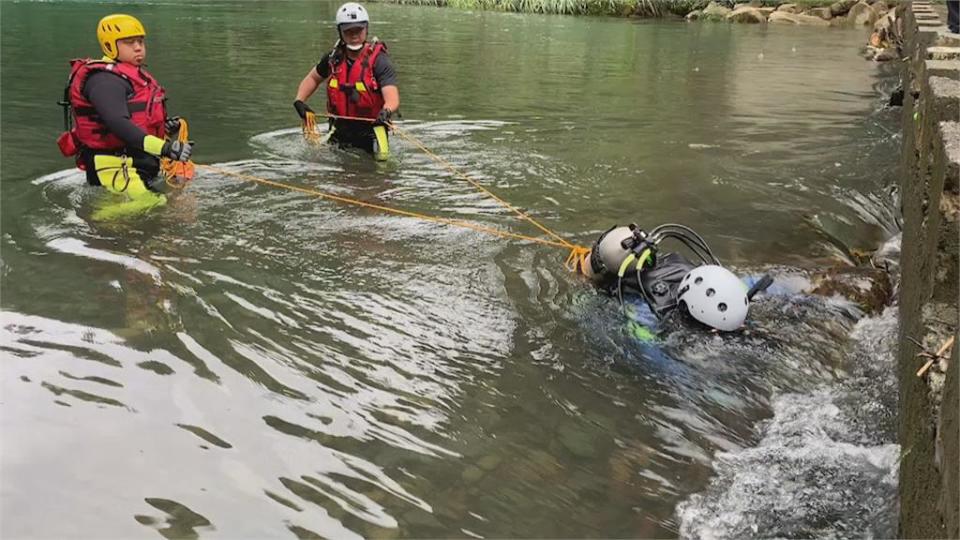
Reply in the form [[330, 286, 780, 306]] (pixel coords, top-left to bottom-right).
[[574, 224, 773, 333]]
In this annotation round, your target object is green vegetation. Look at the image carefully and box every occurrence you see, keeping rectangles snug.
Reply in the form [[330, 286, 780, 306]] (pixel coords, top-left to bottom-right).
[[381, 0, 613, 15], [375, 0, 840, 16], [377, 0, 681, 16]]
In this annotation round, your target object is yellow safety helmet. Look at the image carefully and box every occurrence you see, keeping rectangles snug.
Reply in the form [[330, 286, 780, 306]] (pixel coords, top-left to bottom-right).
[[96, 14, 146, 59]]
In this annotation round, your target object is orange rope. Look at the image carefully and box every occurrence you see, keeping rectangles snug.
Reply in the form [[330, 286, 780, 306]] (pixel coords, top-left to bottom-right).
[[197, 163, 590, 261], [301, 113, 578, 250], [388, 124, 577, 250], [302, 111, 323, 142], [564, 248, 591, 274], [161, 118, 196, 189]]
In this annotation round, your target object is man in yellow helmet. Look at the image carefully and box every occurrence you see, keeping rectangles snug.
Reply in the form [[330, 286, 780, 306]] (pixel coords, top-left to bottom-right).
[[57, 14, 193, 218]]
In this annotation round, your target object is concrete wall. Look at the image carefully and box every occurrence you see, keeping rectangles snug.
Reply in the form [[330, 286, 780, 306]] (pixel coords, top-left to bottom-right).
[[897, 3, 960, 538]]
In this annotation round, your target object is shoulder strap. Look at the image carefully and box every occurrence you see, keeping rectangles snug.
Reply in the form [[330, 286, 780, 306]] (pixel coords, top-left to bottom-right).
[[108, 61, 147, 86], [327, 40, 344, 68]]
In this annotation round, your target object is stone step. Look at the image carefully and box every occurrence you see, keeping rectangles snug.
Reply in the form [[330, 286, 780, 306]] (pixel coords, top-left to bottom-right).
[[935, 30, 960, 47], [940, 122, 960, 185], [930, 76, 960, 122], [928, 46, 960, 60], [926, 59, 960, 79]]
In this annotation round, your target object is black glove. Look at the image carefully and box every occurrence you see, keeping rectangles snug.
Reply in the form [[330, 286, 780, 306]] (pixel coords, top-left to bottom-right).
[[164, 116, 182, 137], [376, 107, 393, 125], [161, 139, 193, 162], [293, 100, 314, 120]]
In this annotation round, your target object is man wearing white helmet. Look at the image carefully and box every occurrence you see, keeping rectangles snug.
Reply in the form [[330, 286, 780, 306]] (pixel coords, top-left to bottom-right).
[[574, 224, 770, 333], [293, 2, 400, 160]]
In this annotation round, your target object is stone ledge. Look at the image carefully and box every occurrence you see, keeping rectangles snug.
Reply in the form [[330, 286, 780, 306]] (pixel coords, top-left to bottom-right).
[[934, 30, 960, 48], [928, 46, 960, 60], [920, 28, 944, 42], [930, 76, 960, 121], [941, 121, 960, 191], [926, 60, 960, 79]]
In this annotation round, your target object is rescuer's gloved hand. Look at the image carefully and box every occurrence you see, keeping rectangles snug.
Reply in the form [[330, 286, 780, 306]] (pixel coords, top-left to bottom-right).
[[164, 116, 182, 137], [376, 107, 393, 125], [162, 139, 193, 162], [293, 100, 314, 120]]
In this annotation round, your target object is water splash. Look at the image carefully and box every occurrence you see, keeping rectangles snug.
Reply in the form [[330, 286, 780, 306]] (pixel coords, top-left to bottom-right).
[[676, 307, 899, 539]]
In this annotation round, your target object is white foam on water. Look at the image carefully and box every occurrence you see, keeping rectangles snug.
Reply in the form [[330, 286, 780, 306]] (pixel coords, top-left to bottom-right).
[[676, 307, 900, 539]]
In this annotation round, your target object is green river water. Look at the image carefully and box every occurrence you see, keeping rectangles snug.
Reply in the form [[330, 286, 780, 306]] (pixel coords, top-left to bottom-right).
[[1, 1, 902, 537]]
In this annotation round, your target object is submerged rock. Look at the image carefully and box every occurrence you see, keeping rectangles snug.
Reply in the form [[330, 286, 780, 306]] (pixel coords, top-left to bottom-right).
[[477, 453, 503, 471], [809, 266, 892, 314], [557, 422, 597, 459], [461, 464, 485, 483]]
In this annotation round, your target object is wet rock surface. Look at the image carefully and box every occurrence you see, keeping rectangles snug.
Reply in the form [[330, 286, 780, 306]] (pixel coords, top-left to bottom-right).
[[809, 266, 893, 315], [769, 11, 831, 25]]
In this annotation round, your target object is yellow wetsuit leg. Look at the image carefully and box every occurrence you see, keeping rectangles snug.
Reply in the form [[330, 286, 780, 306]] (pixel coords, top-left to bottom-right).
[[373, 125, 390, 162], [90, 154, 167, 221]]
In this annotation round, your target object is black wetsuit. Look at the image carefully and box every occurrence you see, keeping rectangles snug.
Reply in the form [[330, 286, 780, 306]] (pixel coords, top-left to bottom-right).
[[315, 49, 398, 152], [80, 71, 161, 186], [597, 252, 698, 318]]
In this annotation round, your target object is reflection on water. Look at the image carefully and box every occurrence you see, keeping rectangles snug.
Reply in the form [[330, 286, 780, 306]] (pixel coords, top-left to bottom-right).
[[1, 0, 902, 537]]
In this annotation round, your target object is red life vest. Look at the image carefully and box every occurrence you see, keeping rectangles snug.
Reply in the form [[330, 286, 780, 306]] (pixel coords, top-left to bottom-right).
[[58, 58, 167, 158], [325, 40, 387, 120]]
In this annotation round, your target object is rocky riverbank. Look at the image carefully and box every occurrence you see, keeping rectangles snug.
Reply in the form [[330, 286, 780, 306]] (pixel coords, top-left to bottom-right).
[[686, 0, 893, 27]]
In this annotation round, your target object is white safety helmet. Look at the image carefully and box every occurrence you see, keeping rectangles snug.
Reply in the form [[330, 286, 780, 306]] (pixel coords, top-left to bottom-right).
[[594, 226, 634, 275], [336, 3, 370, 50], [336, 3, 369, 27], [677, 265, 749, 332]]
